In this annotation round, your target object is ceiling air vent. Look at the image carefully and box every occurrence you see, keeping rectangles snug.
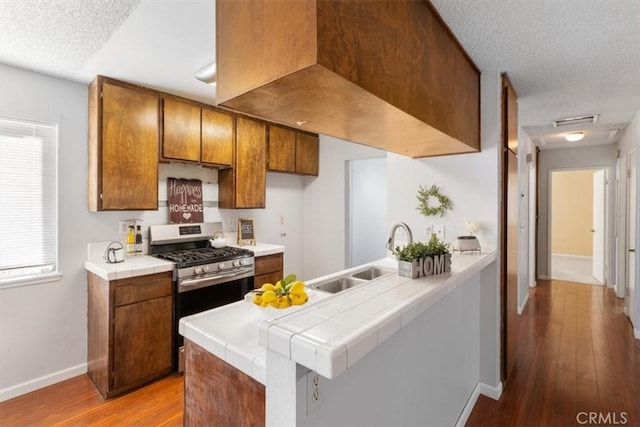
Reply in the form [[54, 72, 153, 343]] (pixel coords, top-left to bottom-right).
[[552, 114, 599, 128]]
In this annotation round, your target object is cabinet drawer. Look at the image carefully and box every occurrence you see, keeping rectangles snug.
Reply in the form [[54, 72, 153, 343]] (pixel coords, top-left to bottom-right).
[[114, 272, 172, 307], [254, 253, 283, 276], [254, 271, 283, 289]]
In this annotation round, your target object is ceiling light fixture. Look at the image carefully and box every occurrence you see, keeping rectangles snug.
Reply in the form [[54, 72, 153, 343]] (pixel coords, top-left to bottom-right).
[[564, 132, 585, 142], [194, 62, 216, 85]]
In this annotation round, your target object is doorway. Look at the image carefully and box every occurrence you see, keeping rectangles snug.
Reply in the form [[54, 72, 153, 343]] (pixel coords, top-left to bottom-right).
[[549, 168, 607, 285], [626, 151, 636, 324], [346, 157, 388, 268]]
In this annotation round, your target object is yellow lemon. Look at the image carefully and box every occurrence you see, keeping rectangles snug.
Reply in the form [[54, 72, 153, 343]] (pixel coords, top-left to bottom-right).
[[262, 290, 277, 303], [252, 294, 262, 305], [260, 301, 268, 307], [290, 292, 307, 306], [261, 283, 275, 292], [288, 281, 305, 294], [278, 296, 291, 309]]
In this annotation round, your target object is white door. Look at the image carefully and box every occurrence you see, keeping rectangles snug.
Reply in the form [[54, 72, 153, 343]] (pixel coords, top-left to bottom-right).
[[592, 170, 606, 284], [627, 151, 636, 325]]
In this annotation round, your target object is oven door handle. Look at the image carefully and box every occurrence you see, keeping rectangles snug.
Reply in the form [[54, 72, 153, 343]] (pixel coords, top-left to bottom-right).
[[178, 269, 252, 289]]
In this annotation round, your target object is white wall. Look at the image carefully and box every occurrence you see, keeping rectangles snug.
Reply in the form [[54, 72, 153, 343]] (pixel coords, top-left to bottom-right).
[[616, 110, 640, 336], [517, 130, 535, 312], [0, 64, 305, 400], [537, 145, 617, 284], [302, 136, 386, 280], [292, 263, 497, 427]]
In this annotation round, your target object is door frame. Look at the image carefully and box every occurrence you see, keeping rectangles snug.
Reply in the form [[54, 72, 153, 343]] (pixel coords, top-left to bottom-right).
[[547, 166, 612, 285]]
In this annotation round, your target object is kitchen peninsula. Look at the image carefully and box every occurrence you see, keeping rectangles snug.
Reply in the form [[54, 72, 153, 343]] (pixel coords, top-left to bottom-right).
[[180, 250, 498, 426]]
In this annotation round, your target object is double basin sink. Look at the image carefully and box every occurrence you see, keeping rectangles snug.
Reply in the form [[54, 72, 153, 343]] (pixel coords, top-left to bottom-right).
[[308, 266, 394, 294]]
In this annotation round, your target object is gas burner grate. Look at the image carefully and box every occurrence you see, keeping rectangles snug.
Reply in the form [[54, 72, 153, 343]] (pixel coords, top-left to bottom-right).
[[152, 246, 253, 267]]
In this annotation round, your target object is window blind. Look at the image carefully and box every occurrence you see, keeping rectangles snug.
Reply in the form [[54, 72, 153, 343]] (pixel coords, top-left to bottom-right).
[[0, 117, 58, 284]]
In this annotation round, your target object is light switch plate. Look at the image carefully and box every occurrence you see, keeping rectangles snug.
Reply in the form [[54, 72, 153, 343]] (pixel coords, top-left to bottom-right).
[[434, 224, 445, 240]]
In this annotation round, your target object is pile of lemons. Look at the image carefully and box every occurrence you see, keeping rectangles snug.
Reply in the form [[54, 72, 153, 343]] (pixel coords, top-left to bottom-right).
[[252, 274, 308, 309]]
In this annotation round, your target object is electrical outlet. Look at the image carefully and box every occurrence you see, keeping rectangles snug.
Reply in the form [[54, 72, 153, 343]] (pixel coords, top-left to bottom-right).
[[425, 224, 433, 239], [434, 224, 445, 240], [306, 372, 321, 414]]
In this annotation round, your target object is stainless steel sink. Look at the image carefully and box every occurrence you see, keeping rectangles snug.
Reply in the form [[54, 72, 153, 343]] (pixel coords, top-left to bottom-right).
[[351, 266, 394, 281], [311, 277, 366, 294]]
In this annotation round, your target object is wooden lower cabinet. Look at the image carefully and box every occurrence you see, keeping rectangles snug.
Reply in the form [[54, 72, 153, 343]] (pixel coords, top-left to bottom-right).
[[254, 253, 284, 289], [87, 271, 172, 399], [184, 339, 265, 427]]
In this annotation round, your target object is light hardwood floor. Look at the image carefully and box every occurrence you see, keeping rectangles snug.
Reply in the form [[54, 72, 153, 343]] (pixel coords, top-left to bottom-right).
[[467, 280, 639, 426], [1, 280, 637, 427]]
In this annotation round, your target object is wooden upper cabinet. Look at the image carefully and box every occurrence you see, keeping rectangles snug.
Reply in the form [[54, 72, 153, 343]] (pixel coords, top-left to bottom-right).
[[216, 0, 480, 159], [162, 98, 201, 162], [201, 108, 234, 166], [268, 125, 296, 173], [88, 77, 159, 211], [219, 117, 267, 209], [268, 125, 319, 176], [295, 132, 319, 176]]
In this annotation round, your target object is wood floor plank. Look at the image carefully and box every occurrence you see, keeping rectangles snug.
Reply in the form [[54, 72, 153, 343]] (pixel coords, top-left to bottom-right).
[[467, 280, 639, 427]]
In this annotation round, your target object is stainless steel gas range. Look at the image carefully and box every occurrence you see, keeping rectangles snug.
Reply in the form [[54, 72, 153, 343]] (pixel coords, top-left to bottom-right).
[[149, 222, 254, 372]]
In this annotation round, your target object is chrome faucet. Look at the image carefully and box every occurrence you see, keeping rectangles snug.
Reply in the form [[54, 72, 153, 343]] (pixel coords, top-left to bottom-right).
[[386, 222, 414, 251]]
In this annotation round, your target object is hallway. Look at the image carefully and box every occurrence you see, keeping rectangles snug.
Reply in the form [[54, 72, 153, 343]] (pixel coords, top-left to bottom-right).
[[467, 280, 639, 426]]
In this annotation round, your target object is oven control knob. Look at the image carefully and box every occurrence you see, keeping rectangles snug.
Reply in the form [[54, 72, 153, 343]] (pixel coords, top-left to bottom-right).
[[238, 259, 246, 266], [194, 267, 203, 275], [203, 265, 210, 273], [218, 263, 225, 270]]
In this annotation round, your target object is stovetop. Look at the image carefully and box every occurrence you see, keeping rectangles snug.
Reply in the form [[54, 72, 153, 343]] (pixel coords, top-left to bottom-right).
[[152, 246, 253, 268]]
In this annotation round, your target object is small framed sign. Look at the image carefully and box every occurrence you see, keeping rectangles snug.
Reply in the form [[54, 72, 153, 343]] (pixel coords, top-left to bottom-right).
[[237, 218, 256, 245]]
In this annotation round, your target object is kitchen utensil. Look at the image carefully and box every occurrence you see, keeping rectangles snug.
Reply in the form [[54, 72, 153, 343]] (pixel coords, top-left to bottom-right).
[[209, 231, 227, 248]]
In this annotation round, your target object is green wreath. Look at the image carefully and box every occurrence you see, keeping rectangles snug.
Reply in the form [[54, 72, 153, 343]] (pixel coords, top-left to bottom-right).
[[416, 185, 452, 217]]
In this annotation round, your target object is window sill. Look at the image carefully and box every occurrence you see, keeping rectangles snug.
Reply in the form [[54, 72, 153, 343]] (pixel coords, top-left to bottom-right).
[[0, 272, 63, 290]]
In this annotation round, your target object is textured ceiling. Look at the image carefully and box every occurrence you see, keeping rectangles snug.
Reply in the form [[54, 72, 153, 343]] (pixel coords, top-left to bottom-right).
[[0, 0, 638, 149], [431, 0, 640, 149], [0, 0, 140, 80]]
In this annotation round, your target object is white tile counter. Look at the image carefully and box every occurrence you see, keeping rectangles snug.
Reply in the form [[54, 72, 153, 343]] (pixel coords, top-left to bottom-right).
[[84, 256, 174, 281], [234, 242, 285, 257], [179, 250, 496, 384], [261, 250, 497, 379], [179, 289, 329, 385]]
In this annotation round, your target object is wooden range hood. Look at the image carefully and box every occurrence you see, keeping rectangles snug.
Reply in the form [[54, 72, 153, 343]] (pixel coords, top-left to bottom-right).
[[216, 0, 480, 158]]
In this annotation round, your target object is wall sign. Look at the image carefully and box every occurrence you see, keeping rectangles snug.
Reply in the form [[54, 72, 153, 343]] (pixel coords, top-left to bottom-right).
[[237, 218, 255, 245], [167, 177, 203, 223]]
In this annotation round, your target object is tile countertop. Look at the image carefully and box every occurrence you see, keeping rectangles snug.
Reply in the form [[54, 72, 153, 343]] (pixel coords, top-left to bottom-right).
[[84, 241, 284, 281], [84, 256, 174, 281], [179, 289, 330, 385], [180, 250, 497, 384], [233, 242, 285, 257]]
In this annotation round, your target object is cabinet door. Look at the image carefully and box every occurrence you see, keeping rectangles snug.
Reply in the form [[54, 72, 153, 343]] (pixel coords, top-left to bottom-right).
[[112, 295, 172, 390], [235, 117, 267, 208], [163, 98, 201, 162], [202, 108, 234, 166], [295, 132, 319, 176], [268, 125, 296, 172], [100, 82, 159, 210]]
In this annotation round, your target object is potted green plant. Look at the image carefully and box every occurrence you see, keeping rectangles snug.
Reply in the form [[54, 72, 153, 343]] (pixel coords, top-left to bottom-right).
[[393, 234, 451, 278]]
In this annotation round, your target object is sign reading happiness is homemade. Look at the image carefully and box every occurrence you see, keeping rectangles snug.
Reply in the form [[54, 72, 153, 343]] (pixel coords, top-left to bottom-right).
[[167, 177, 203, 224]]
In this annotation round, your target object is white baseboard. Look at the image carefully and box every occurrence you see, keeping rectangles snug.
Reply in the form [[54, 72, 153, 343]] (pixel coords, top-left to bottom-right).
[[635, 328, 640, 340], [538, 275, 549, 280], [552, 253, 592, 260], [518, 293, 530, 315], [455, 381, 503, 427], [529, 280, 537, 288], [0, 363, 87, 402]]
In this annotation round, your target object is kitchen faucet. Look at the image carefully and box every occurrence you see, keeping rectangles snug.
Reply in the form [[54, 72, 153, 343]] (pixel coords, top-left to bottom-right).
[[386, 222, 413, 251]]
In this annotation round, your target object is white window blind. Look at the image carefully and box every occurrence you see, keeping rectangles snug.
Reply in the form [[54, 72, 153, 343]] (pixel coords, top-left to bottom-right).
[[0, 117, 58, 285]]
